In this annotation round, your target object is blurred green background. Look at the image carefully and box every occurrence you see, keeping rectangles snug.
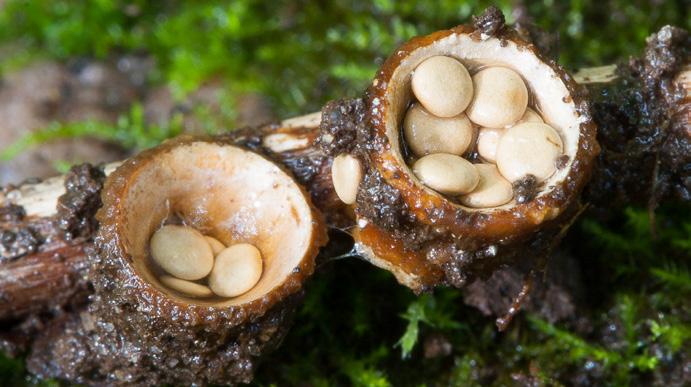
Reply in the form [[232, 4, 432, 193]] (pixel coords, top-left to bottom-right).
[[0, 1, 689, 386], [0, 0, 688, 131]]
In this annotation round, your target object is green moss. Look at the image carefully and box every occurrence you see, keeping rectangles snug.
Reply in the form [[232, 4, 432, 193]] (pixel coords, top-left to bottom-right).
[[1, 0, 686, 117], [651, 265, 691, 292], [0, 103, 184, 161], [396, 293, 464, 358]]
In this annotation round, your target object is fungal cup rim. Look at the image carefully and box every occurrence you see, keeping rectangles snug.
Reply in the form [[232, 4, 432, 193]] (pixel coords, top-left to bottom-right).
[[387, 34, 582, 213], [96, 136, 327, 320], [365, 23, 599, 238]]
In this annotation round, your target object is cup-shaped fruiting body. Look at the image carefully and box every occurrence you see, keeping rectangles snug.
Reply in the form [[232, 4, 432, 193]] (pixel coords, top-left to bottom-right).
[[67, 136, 326, 385], [350, 9, 598, 291]]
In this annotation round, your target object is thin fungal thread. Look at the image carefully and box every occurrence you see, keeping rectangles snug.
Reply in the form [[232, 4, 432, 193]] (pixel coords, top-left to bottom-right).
[[495, 271, 533, 331]]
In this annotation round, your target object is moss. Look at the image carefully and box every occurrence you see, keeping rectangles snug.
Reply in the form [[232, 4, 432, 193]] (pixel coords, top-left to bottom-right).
[[0, 104, 184, 161], [396, 293, 464, 359], [1, 0, 687, 116], [253, 206, 689, 386]]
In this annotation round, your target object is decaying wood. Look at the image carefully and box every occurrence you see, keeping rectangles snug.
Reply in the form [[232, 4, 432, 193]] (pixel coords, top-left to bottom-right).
[[0, 242, 89, 320], [0, 47, 688, 323]]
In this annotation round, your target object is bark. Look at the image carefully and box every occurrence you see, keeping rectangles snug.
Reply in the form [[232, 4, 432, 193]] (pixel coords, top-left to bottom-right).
[[0, 242, 89, 321]]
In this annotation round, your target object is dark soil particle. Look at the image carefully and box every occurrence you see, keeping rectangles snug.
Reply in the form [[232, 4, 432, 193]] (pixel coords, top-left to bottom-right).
[[513, 175, 539, 204], [472, 6, 505, 37], [55, 163, 105, 241], [0, 227, 39, 261], [556, 155, 570, 170], [0, 203, 55, 262], [0, 204, 25, 223], [317, 98, 367, 156], [356, 168, 407, 231]]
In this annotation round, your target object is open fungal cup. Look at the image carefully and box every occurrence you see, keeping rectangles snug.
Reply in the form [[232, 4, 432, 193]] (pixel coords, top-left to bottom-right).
[[92, 135, 327, 384], [99, 136, 325, 307], [348, 9, 599, 291]]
